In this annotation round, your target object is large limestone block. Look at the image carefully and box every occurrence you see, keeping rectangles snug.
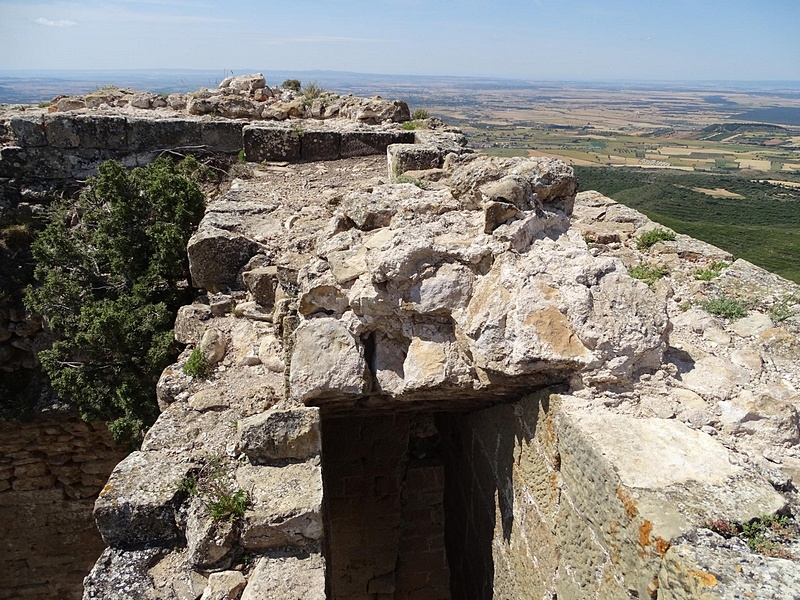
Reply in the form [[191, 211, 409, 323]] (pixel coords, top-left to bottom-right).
[[220, 73, 266, 93], [242, 125, 301, 162], [300, 129, 341, 161], [200, 121, 245, 154], [44, 114, 127, 149], [5, 116, 47, 146], [339, 130, 414, 158], [126, 117, 202, 151], [557, 407, 786, 598], [187, 226, 258, 292], [289, 317, 368, 403], [240, 553, 326, 600], [93, 451, 194, 549], [238, 407, 321, 463], [237, 461, 323, 549], [387, 143, 446, 179]]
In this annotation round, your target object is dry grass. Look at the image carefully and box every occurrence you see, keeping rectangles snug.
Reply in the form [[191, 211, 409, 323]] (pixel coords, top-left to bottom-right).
[[692, 187, 746, 199]]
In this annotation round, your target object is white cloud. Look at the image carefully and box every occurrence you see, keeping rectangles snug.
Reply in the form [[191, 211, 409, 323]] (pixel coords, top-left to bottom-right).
[[35, 17, 79, 27]]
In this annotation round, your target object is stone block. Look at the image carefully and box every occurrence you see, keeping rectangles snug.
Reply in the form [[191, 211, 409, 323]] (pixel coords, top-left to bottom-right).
[[6, 116, 47, 147], [242, 125, 301, 162], [240, 552, 326, 600], [237, 461, 324, 549], [387, 143, 445, 179], [300, 129, 341, 161], [242, 265, 278, 307], [340, 130, 415, 158], [126, 117, 202, 152], [43, 114, 127, 149], [238, 407, 321, 463], [201, 121, 245, 154], [93, 451, 193, 549], [187, 226, 259, 292], [289, 317, 368, 403]]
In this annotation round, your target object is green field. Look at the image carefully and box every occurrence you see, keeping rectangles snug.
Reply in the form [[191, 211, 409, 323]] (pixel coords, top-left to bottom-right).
[[574, 167, 800, 283]]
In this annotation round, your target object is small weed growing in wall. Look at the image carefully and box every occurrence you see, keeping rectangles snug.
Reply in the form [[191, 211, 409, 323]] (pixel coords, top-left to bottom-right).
[[636, 228, 676, 250], [411, 109, 430, 120], [768, 293, 800, 323], [692, 261, 729, 281], [699, 296, 749, 320], [704, 514, 797, 559], [395, 175, 429, 189], [237, 149, 246, 163], [179, 456, 251, 522], [628, 263, 668, 286], [183, 348, 210, 378], [38, 101, 51, 108], [401, 120, 427, 131]]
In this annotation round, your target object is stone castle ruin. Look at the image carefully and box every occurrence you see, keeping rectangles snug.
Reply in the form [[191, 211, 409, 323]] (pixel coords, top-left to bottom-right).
[[2, 74, 800, 599]]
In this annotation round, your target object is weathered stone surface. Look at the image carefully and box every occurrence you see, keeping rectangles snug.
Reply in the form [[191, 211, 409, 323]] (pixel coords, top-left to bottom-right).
[[188, 226, 259, 292], [300, 129, 341, 161], [243, 125, 301, 162], [240, 553, 326, 600], [93, 451, 193, 549], [289, 317, 368, 403], [658, 530, 800, 600], [44, 114, 127, 149], [200, 570, 247, 600], [199, 328, 226, 365], [220, 73, 266, 93], [83, 547, 164, 600], [238, 407, 321, 463], [387, 143, 447, 179], [237, 461, 324, 549], [340, 130, 415, 158], [185, 499, 237, 568], [557, 406, 786, 599], [242, 265, 278, 307]]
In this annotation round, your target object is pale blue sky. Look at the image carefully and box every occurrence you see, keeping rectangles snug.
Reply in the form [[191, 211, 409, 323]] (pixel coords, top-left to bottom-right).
[[1, 0, 798, 80]]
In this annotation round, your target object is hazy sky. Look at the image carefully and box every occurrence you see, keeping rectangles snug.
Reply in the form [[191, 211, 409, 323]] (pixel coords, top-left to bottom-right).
[[1, 0, 798, 81]]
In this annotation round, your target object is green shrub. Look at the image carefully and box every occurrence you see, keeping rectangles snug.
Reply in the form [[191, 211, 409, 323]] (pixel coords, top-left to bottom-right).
[[636, 227, 676, 250], [281, 79, 301, 92], [411, 109, 430, 120], [302, 82, 325, 101], [38, 101, 51, 109], [183, 348, 210, 378], [693, 261, 729, 281], [237, 149, 246, 163], [401, 120, 426, 131], [25, 157, 205, 443], [704, 514, 795, 558], [699, 296, 749, 320], [628, 263, 668, 286]]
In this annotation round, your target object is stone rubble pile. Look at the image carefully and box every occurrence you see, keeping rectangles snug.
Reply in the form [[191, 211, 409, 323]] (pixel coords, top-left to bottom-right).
[[42, 73, 411, 125]]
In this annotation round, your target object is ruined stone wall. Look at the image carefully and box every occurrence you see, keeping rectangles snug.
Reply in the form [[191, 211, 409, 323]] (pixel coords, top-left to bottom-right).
[[0, 414, 128, 600], [0, 113, 415, 182], [322, 414, 450, 600]]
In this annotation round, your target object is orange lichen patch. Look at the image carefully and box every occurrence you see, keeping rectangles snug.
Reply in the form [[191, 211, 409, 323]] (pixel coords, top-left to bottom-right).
[[638, 519, 654, 557], [523, 306, 591, 359], [689, 570, 718, 587], [734, 565, 742, 573], [99, 483, 114, 497], [655, 537, 671, 558], [616, 487, 638, 519], [609, 520, 619, 538], [647, 577, 659, 600]]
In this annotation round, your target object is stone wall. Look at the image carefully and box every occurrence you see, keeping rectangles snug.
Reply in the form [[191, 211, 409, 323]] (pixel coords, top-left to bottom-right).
[[0, 113, 416, 182], [322, 414, 451, 600], [0, 414, 128, 600]]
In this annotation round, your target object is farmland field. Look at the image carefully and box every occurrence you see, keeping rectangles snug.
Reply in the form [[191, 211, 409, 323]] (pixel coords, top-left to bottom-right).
[[574, 166, 800, 283]]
